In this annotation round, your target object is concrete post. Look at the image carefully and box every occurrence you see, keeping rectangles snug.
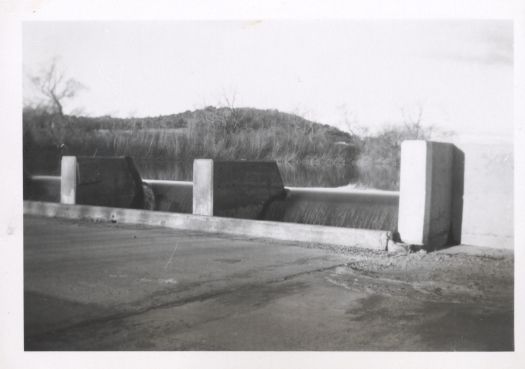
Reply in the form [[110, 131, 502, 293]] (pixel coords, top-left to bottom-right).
[[60, 156, 77, 204], [192, 159, 214, 216], [398, 141, 456, 248]]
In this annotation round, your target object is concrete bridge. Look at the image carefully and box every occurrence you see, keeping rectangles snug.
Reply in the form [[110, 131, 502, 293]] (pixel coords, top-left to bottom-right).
[[22, 140, 514, 351], [25, 140, 465, 251]]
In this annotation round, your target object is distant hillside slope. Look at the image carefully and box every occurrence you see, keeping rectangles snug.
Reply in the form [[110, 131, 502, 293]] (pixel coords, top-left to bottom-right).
[[23, 106, 359, 164]]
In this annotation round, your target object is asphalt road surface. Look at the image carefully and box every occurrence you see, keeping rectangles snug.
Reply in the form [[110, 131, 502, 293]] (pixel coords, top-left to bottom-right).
[[24, 216, 513, 351]]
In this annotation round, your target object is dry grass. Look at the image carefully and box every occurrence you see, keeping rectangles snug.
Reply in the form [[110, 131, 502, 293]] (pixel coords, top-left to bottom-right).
[[23, 107, 358, 165]]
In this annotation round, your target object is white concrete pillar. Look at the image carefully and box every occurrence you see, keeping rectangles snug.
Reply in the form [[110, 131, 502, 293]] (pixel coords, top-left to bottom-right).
[[192, 159, 214, 216], [398, 140, 455, 248], [60, 156, 77, 204]]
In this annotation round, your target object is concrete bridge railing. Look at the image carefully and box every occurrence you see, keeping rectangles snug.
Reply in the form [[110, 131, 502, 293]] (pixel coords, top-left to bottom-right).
[[24, 140, 464, 250], [398, 141, 464, 248]]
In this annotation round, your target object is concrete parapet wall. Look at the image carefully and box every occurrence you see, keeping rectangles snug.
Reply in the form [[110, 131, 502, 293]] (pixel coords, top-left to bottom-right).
[[192, 159, 214, 216], [398, 141, 464, 249], [24, 201, 389, 251], [60, 156, 146, 209], [25, 175, 193, 213], [60, 156, 77, 204], [193, 159, 286, 219]]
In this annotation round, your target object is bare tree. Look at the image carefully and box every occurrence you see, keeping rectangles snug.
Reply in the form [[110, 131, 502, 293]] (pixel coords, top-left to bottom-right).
[[400, 103, 432, 139], [219, 89, 243, 133], [336, 103, 358, 136], [30, 57, 86, 116]]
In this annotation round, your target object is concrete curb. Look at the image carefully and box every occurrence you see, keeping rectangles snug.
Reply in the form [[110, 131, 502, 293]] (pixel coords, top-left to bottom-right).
[[23, 201, 389, 250]]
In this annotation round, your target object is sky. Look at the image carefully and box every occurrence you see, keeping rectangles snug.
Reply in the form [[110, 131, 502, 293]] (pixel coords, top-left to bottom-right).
[[23, 20, 513, 139]]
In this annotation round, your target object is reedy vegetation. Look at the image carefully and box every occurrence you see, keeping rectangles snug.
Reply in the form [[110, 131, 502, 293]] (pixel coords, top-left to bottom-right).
[[23, 105, 433, 189]]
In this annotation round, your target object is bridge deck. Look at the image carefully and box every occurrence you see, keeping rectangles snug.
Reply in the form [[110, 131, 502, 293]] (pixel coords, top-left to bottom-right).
[[24, 215, 513, 351]]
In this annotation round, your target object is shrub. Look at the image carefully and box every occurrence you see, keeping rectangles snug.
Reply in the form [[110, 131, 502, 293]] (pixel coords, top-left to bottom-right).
[[356, 123, 433, 189]]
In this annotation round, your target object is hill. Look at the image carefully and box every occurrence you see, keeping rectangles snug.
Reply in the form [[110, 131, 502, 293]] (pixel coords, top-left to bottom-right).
[[23, 106, 359, 165]]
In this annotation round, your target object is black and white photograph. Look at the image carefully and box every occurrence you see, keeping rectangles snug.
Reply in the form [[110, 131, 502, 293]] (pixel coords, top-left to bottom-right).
[[1, 0, 524, 368]]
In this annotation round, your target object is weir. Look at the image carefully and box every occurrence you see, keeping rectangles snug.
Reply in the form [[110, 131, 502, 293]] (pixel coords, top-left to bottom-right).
[[262, 187, 398, 231], [23, 140, 464, 250], [24, 177, 399, 230]]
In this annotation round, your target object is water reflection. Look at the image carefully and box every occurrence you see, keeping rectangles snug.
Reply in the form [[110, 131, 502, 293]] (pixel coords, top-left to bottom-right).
[[135, 161, 193, 181], [277, 162, 358, 187], [356, 164, 400, 191], [24, 152, 399, 190], [135, 161, 360, 188], [135, 161, 400, 189]]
